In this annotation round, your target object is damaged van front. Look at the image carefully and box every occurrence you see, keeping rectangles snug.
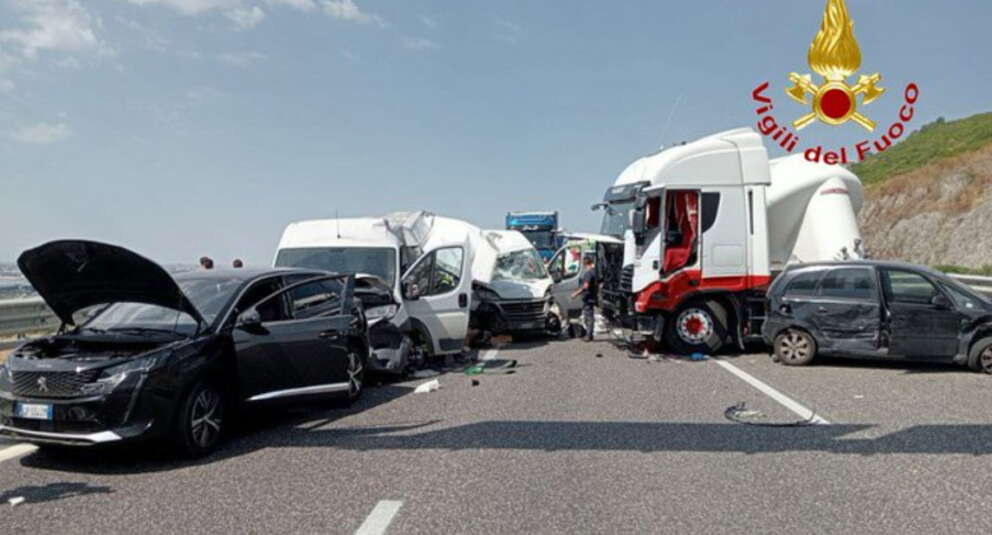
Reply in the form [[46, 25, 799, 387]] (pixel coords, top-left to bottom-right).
[[472, 231, 556, 334]]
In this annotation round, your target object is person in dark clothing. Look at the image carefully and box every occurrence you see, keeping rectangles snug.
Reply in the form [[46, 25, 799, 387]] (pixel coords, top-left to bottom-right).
[[199, 256, 214, 270], [570, 257, 598, 341], [232, 259, 244, 268]]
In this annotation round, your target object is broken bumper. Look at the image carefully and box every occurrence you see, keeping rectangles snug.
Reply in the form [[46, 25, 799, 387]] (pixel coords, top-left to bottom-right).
[[496, 297, 551, 332]]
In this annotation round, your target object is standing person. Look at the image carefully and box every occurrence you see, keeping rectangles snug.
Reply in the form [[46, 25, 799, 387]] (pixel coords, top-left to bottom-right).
[[232, 259, 244, 268], [570, 257, 598, 342], [199, 256, 214, 270]]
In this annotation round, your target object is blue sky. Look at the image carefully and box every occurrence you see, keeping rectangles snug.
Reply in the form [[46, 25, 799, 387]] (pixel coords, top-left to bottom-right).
[[0, 0, 989, 265]]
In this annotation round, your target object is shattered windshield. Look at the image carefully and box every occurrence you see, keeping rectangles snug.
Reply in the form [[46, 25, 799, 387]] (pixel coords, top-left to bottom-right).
[[493, 249, 548, 281], [600, 201, 634, 238], [276, 247, 397, 286]]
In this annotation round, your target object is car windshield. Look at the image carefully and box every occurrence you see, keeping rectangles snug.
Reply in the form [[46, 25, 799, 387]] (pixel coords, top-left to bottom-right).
[[938, 276, 992, 310], [84, 277, 242, 335], [493, 249, 548, 281], [521, 230, 556, 250], [600, 201, 635, 238], [275, 247, 396, 286]]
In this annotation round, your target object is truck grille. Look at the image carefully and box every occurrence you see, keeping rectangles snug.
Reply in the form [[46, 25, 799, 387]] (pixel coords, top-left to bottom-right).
[[12, 370, 100, 398], [620, 265, 634, 292], [500, 299, 547, 322]]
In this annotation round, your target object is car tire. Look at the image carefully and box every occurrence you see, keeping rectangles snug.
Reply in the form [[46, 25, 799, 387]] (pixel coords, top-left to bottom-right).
[[174, 380, 225, 458], [967, 337, 992, 373], [344, 349, 366, 403], [774, 328, 817, 366], [664, 299, 728, 355]]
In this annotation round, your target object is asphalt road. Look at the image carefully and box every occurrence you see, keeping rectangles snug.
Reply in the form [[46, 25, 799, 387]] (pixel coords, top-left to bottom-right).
[[2, 337, 992, 534]]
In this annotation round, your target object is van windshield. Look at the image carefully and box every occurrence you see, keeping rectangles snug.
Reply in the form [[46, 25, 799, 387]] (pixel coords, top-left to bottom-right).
[[276, 247, 396, 286], [493, 249, 548, 281]]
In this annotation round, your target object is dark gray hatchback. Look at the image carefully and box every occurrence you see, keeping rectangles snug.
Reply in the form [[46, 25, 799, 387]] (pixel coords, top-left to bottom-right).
[[762, 260, 992, 372]]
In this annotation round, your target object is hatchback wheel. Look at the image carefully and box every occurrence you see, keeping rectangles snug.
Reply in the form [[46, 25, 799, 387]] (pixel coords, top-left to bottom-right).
[[967, 337, 992, 373], [175, 381, 225, 457], [774, 329, 816, 366]]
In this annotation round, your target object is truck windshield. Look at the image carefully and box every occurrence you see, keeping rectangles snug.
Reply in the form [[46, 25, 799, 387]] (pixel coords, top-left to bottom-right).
[[493, 249, 549, 281], [521, 230, 555, 250], [600, 201, 634, 238], [275, 247, 396, 286]]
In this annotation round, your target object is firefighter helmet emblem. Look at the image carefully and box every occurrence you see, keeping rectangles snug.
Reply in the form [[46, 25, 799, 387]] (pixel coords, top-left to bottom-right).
[[37, 376, 48, 392], [785, 0, 885, 131]]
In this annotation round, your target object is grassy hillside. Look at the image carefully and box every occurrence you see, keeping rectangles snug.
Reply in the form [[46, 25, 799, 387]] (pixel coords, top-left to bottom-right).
[[850, 112, 992, 186]]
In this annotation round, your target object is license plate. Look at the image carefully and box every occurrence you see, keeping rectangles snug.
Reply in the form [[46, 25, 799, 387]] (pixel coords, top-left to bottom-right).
[[16, 403, 53, 420]]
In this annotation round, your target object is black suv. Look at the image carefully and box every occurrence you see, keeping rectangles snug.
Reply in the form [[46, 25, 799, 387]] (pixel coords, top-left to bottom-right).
[[762, 260, 992, 372]]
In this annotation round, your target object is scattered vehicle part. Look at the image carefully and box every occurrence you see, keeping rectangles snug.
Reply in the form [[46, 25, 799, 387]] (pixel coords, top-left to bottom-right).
[[411, 369, 439, 379], [592, 128, 866, 354], [0, 240, 369, 457], [763, 260, 992, 371], [8, 496, 25, 506], [414, 379, 440, 393], [724, 401, 818, 427]]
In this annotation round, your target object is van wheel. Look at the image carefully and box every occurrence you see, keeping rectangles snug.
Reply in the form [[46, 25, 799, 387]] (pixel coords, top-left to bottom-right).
[[774, 329, 816, 366], [174, 380, 225, 458], [665, 300, 728, 355], [967, 337, 992, 373]]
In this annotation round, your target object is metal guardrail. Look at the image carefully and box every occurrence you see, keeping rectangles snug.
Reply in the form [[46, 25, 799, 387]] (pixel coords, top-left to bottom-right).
[[0, 297, 57, 347], [947, 274, 992, 296]]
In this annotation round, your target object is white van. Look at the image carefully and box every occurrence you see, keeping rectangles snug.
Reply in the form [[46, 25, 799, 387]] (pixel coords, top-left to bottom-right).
[[471, 230, 556, 333], [274, 212, 478, 373]]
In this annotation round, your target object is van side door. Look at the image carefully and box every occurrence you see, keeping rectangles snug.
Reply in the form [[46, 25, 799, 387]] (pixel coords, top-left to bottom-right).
[[549, 242, 586, 320], [401, 244, 473, 355]]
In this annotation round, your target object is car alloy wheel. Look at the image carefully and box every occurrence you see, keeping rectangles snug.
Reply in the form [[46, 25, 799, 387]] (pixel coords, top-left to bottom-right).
[[346, 352, 364, 399], [776, 329, 815, 366], [189, 387, 223, 449], [676, 307, 714, 345], [980, 347, 992, 374]]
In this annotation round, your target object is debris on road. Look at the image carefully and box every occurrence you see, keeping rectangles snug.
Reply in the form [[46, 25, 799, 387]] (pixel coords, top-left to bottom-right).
[[411, 369, 440, 379], [414, 379, 441, 394], [8, 496, 25, 507], [724, 401, 818, 427], [464, 365, 485, 376], [471, 379, 480, 386]]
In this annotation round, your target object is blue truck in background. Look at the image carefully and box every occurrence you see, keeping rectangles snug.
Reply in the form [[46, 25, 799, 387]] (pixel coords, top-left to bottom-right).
[[505, 211, 561, 261]]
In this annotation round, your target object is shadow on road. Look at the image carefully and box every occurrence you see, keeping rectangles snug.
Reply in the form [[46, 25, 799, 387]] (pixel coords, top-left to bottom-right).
[[20, 383, 417, 474], [0, 481, 113, 505]]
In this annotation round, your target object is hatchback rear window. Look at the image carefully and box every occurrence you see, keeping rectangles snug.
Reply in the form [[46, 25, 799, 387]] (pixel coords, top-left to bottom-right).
[[783, 270, 822, 296], [818, 268, 875, 299]]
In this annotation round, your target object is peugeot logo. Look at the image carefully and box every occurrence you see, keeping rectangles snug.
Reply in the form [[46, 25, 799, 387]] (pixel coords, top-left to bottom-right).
[[37, 376, 48, 392]]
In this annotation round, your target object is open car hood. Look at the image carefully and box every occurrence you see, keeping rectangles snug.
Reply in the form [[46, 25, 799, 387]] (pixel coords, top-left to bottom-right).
[[17, 240, 204, 327]]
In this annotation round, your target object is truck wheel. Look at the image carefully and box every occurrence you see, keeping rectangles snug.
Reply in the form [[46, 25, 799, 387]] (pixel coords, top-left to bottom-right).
[[774, 328, 816, 366], [665, 300, 728, 355], [967, 337, 992, 373]]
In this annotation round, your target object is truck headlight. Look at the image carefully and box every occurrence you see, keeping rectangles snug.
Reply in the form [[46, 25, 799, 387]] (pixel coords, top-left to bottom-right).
[[365, 304, 398, 321], [81, 355, 160, 395]]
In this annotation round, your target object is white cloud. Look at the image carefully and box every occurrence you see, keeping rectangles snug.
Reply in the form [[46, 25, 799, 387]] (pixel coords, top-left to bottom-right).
[[0, 79, 14, 93], [265, 0, 316, 11], [494, 18, 523, 44], [126, 0, 241, 15], [217, 51, 267, 66], [10, 121, 72, 144], [0, 0, 112, 59], [225, 6, 265, 30], [420, 15, 437, 28], [320, 0, 384, 27], [402, 37, 438, 51], [340, 49, 358, 62]]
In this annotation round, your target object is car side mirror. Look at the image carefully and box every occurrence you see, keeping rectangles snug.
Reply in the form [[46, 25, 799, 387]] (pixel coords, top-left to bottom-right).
[[931, 294, 952, 310], [403, 281, 421, 301], [236, 308, 265, 333]]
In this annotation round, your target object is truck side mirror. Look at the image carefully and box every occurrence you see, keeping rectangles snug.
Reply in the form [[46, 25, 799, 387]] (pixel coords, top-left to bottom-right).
[[631, 209, 646, 234]]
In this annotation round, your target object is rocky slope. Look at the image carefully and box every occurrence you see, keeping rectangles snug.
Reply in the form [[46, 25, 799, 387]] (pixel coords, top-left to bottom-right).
[[858, 142, 992, 268]]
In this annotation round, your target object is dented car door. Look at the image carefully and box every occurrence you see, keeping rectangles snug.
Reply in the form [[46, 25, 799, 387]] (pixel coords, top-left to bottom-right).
[[809, 267, 881, 354]]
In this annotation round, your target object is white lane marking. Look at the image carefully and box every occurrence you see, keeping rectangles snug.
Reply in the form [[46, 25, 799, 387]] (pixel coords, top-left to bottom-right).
[[355, 500, 403, 535], [479, 348, 500, 361], [713, 359, 830, 424], [0, 443, 38, 463]]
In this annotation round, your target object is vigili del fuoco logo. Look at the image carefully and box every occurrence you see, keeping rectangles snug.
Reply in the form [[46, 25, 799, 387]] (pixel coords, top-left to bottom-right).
[[751, 0, 919, 165]]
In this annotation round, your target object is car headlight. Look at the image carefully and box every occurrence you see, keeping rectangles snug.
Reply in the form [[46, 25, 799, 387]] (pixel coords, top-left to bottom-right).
[[365, 304, 398, 321], [81, 354, 161, 395]]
